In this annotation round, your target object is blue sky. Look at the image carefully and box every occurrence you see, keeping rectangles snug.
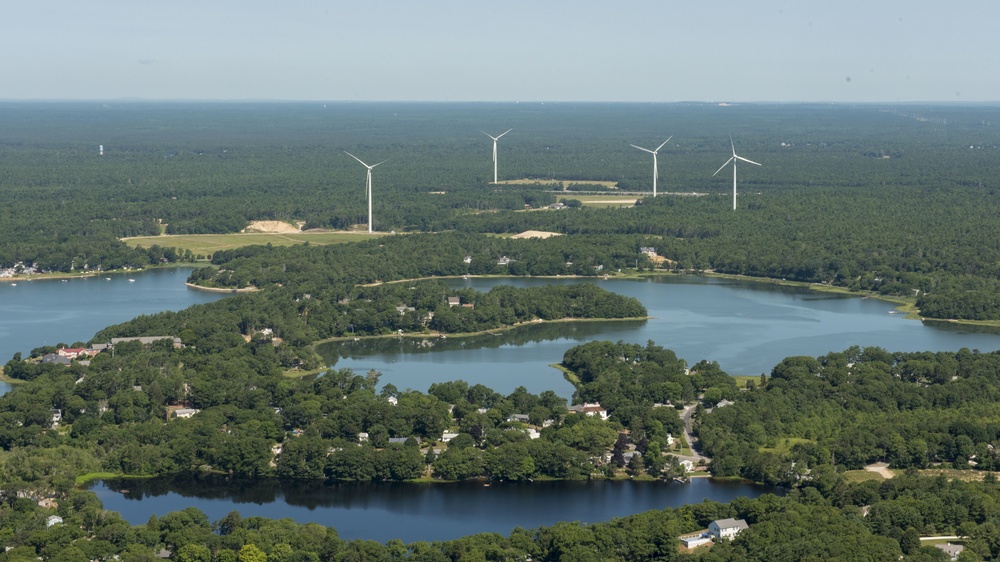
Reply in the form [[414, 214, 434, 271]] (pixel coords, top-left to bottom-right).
[[4, 1, 997, 102]]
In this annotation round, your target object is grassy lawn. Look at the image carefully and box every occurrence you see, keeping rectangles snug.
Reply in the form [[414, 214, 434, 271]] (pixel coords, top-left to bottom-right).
[[731, 375, 765, 388], [123, 231, 383, 255]]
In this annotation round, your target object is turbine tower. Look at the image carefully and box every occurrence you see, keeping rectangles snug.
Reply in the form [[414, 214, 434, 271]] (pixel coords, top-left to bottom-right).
[[482, 129, 512, 184], [713, 136, 761, 210], [630, 137, 672, 197], [344, 151, 389, 233]]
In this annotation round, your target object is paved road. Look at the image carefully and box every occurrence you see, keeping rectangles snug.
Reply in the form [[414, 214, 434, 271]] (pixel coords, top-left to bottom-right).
[[677, 404, 709, 464]]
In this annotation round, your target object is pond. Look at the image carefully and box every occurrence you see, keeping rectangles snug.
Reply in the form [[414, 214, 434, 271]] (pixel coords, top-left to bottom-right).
[[320, 275, 1000, 397], [91, 475, 779, 543]]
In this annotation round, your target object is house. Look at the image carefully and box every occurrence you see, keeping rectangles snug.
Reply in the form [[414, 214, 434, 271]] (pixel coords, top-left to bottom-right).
[[678, 459, 695, 472], [173, 408, 200, 419], [46, 515, 63, 527], [41, 353, 72, 366], [388, 437, 420, 445], [395, 305, 416, 315], [57, 347, 88, 359], [507, 414, 530, 423], [935, 543, 964, 561], [497, 256, 512, 266], [715, 399, 735, 409], [567, 402, 609, 420], [440, 432, 459, 443], [708, 518, 748, 540], [525, 428, 541, 439], [358, 432, 370, 442], [51, 409, 62, 425], [387, 396, 398, 406], [37, 498, 58, 509], [463, 255, 472, 264], [447, 296, 461, 307]]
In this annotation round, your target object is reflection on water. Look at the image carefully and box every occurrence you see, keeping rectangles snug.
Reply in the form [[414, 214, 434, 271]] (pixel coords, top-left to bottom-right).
[[321, 320, 648, 364], [92, 474, 779, 543], [316, 276, 1000, 397]]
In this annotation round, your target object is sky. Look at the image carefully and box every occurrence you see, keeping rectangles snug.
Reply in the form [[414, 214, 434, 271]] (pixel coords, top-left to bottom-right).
[[3, 1, 998, 103]]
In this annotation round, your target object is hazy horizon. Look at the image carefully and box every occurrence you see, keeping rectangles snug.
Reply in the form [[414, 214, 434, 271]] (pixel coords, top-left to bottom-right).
[[6, 1, 998, 104]]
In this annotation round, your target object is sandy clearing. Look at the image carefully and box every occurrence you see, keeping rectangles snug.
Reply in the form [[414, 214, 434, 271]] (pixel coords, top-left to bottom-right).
[[243, 220, 301, 234], [511, 230, 563, 239], [865, 462, 895, 479]]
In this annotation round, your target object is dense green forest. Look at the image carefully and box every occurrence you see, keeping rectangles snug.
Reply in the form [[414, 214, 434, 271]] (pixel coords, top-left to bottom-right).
[[7, 102, 1000, 559], [4, 102, 1000, 318]]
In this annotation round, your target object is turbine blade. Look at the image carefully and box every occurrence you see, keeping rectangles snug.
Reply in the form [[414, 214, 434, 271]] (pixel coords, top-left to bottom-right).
[[630, 144, 655, 154], [371, 158, 390, 168], [713, 158, 734, 176], [655, 136, 672, 152], [496, 128, 512, 139], [730, 135, 736, 156], [344, 151, 368, 167], [481, 130, 497, 140], [735, 156, 762, 166]]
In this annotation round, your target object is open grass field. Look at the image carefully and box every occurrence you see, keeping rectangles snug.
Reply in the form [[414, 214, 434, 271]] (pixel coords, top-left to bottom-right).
[[123, 231, 383, 255]]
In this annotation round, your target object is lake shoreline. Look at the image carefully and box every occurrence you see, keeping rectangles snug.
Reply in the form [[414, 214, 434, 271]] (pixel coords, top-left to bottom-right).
[[0, 262, 197, 284], [184, 282, 259, 293]]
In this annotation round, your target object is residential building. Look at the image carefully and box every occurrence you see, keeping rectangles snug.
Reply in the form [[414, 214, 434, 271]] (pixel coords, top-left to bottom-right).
[[567, 402, 609, 420], [708, 518, 748, 540], [935, 543, 964, 561]]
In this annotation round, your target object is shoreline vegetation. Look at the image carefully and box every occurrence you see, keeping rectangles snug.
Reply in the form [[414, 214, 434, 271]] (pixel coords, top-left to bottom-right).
[[0, 262, 196, 283]]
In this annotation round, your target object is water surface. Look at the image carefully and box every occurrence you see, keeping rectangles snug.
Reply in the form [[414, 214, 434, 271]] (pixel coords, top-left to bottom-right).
[[92, 475, 776, 543], [321, 276, 1000, 397]]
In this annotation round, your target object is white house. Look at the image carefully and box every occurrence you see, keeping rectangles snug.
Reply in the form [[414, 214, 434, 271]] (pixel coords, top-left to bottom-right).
[[708, 518, 748, 540], [935, 543, 964, 561], [46, 515, 63, 527], [173, 408, 199, 419], [440, 432, 459, 443]]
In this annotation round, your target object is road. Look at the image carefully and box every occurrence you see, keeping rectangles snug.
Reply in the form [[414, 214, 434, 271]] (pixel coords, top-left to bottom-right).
[[677, 404, 709, 464]]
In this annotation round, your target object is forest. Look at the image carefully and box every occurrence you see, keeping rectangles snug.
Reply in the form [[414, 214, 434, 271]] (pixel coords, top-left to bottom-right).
[[5, 102, 1000, 559], [4, 102, 1000, 318]]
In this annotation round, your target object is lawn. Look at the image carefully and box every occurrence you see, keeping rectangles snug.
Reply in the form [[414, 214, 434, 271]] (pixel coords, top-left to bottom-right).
[[123, 231, 383, 256]]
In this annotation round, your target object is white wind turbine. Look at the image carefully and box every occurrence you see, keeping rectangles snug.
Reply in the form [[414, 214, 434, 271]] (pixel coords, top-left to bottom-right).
[[713, 136, 761, 210], [344, 151, 389, 233], [630, 136, 672, 197], [482, 129, 512, 184]]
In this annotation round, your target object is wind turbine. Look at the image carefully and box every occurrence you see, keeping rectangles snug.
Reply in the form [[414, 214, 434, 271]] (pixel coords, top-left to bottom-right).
[[630, 137, 672, 197], [482, 129, 512, 184], [713, 136, 761, 210], [344, 151, 389, 233]]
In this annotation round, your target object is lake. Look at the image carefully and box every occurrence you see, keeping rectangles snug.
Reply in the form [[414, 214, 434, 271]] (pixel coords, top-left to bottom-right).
[[320, 275, 1000, 397], [91, 475, 778, 543], [0, 267, 226, 394]]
